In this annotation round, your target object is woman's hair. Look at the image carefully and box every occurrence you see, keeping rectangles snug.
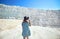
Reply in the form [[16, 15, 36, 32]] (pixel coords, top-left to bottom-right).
[[23, 16, 29, 22]]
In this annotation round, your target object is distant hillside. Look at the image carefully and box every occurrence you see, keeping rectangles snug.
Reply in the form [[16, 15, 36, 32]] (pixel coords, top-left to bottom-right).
[[0, 4, 60, 27]]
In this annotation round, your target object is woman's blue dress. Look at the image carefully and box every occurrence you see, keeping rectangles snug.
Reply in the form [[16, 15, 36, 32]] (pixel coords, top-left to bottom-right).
[[22, 22, 31, 37]]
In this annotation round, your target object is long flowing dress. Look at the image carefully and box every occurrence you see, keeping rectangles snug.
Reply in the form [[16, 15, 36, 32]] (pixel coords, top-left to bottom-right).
[[22, 22, 31, 37]]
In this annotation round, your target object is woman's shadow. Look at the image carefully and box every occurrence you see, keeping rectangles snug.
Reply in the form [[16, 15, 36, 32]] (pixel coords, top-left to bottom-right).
[[0, 28, 3, 39], [0, 36, 3, 39]]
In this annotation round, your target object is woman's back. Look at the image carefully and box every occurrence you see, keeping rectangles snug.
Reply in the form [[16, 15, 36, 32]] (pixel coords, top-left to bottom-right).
[[22, 22, 30, 31], [22, 16, 31, 38]]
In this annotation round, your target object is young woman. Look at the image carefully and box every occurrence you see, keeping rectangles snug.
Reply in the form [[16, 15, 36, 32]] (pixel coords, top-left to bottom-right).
[[22, 16, 31, 39]]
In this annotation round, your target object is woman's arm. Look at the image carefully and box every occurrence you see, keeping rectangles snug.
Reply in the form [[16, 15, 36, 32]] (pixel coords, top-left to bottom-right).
[[29, 20, 31, 26], [26, 20, 31, 26]]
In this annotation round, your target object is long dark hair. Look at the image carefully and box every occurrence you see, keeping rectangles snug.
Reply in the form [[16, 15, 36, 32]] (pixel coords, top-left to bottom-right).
[[23, 16, 29, 22]]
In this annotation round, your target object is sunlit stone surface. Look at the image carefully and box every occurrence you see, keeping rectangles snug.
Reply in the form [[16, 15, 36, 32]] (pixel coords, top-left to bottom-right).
[[0, 19, 60, 39]]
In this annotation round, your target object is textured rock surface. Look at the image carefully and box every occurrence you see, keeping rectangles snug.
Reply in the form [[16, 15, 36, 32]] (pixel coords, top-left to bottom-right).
[[0, 4, 60, 26]]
